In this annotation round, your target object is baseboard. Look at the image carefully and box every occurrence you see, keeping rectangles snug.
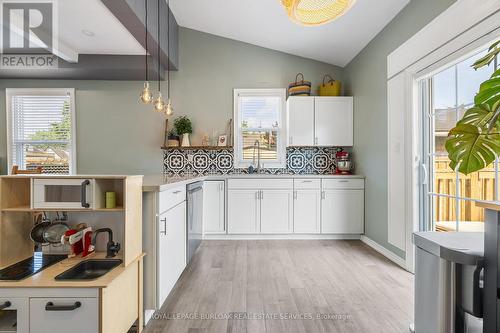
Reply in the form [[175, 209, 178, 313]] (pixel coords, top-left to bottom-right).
[[203, 234, 362, 240], [360, 235, 407, 270]]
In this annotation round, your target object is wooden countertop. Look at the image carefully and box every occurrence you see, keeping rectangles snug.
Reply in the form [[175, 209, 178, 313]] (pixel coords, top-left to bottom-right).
[[0, 252, 145, 289], [476, 201, 500, 212]]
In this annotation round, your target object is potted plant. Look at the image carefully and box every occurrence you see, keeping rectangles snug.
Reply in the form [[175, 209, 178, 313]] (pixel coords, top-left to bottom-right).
[[167, 128, 180, 147], [174, 116, 193, 147], [446, 41, 500, 175]]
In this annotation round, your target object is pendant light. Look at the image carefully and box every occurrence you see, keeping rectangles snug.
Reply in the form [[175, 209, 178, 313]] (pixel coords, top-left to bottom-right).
[[164, 0, 173, 116], [139, 0, 153, 104], [281, 0, 356, 26], [153, 0, 165, 112]]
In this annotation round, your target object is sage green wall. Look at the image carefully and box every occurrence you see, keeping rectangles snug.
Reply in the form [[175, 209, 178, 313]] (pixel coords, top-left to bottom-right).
[[0, 27, 342, 175], [344, 0, 456, 258]]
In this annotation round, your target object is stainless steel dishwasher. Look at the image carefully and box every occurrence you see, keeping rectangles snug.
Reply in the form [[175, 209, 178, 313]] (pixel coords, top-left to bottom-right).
[[186, 182, 203, 263]]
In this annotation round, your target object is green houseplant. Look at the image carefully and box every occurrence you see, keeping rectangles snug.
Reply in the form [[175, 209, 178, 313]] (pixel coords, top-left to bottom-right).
[[174, 116, 193, 147], [445, 41, 500, 175]]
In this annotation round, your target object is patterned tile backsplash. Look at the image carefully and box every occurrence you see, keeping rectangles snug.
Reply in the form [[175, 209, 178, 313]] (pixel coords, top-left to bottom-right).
[[163, 147, 343, 176]]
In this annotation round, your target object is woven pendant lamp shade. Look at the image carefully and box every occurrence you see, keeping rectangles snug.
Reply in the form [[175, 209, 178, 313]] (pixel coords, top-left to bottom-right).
[[281, 0, 355, 26]]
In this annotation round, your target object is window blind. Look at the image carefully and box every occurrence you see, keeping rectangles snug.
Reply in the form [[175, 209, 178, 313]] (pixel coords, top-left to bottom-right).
[[9, 91, 74, 174]]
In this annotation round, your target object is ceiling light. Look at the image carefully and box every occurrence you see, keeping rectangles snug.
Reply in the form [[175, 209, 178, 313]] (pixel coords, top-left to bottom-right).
[[281, 0, 356, 26], [81, 29, 95, 37]]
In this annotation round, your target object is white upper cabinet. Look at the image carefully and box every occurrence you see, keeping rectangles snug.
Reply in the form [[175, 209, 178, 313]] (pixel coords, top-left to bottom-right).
[[287, 96, 353, 147], [314, 97, 353, 146], [287, 97, 314, 146]]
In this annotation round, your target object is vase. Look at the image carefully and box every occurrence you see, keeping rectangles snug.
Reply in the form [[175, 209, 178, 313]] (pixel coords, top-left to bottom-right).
[[181, 133, 190, 147]]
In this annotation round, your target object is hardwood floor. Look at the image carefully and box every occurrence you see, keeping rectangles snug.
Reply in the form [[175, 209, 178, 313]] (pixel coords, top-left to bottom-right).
[[144, 240, 413, 333]]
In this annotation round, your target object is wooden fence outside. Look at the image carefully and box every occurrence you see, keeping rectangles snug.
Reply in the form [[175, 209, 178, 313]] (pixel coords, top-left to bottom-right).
[[434, 157, 496, 223]]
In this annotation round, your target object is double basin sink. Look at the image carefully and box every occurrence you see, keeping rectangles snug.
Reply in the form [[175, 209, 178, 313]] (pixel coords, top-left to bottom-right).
[[55, 259, 122, 280]]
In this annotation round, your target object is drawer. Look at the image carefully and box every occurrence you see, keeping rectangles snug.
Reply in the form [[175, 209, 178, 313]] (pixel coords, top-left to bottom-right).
[[294, 179, 321, 189], [0, 297, 29, 333], [322, 178, 364, 190], [159, 185, 186, 213], [29, 297, 98, 333], [228, 179, 293, 189]]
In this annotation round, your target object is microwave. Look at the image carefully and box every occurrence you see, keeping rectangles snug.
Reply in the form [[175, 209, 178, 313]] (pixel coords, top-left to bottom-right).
[[32, 179, 94, 209]]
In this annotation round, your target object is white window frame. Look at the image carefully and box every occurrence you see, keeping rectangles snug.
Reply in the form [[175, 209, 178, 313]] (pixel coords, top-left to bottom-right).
[[6, 88, 77, 174], [233, 88, 287, 169]]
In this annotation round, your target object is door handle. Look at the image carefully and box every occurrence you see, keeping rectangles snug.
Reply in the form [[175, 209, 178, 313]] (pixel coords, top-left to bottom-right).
[[45, 301, 81, 311], [420, 163, 428, 185], [80, 180, 90, 208], [0, 301, 11, 310], [321, 191, 325, 200], [293, 191, 297, 199], [255, 191, 259, 200], [260, 190, 263, 200], [160, 218, 167, 235]]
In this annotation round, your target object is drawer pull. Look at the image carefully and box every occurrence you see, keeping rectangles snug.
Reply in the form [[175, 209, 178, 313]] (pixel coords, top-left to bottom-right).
[[0, 301, 11, 310], [338, 180, 349, 183], [302, 180, 313, 183], [172, 190, 182, 194], [45, 301, 81, 311], [160, 218, 167, 235]]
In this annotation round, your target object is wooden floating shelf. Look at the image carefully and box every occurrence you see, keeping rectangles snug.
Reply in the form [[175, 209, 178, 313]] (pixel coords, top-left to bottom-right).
[[1, 206, 125, 213], [161, 146, 233, 150]]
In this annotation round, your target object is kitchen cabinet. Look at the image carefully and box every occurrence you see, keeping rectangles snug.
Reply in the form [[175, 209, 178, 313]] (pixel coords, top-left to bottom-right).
[[315, 97, 353, 146], [287, 96, 353, 147], [203, 181, 225, 234], [29, 297, 98, 333], [321, 188, 364, 234], [293, 179, 321, 234], [158, 201, 186, 309], [227, 189, 260, 234], [260, 190, 293, 234], [0, 297, 29, 333], [287, 96, 314, 146]]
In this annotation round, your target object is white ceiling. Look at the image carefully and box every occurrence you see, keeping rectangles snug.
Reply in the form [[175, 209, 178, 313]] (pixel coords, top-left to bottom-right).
[[170, 0, 410, 67], [57, 0, 144, 60]]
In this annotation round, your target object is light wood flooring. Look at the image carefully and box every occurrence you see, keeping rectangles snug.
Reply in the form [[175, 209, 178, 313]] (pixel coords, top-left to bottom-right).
[[144, 240, 413, 333]]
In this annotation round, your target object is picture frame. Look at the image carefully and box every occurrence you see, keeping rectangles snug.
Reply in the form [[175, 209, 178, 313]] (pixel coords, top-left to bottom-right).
[[217, 134, 228, 147]]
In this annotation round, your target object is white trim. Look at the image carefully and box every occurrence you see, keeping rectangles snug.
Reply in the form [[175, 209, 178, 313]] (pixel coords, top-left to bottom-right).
[[387, 0, 500, 79], [5, 88, 77, 174], [361, 235, 408, 270], [203, 233, 361, 240], [233, 88, 287, 169]]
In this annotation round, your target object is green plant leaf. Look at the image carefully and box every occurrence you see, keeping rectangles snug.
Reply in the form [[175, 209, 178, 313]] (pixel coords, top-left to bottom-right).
[[446, 124, 500, 175], [474, 69, 500, 108], [473, 40, 499, 69], [457, 104, 495, 127]]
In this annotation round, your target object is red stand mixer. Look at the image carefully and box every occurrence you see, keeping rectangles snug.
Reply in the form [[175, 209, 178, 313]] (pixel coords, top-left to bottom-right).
[[335, 151, 354, 174]]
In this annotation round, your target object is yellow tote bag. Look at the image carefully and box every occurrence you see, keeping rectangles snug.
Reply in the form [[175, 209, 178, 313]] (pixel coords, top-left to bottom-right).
[[318, 75, 342, 96]]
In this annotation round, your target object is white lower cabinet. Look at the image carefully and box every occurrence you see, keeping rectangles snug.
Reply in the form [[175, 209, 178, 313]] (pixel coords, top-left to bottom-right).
[[227, 189, 260, 234], [203, 181, 225, 234], [293, 190, 321, 233], [321, 189, 364, 234], [0, 297, 29, 333], [29, 297, 98, 333], [260, 190, 293, 234], [158, 201, 186, 307]]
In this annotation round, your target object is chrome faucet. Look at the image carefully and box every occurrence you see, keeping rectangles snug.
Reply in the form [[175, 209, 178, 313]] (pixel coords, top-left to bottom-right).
[[252, 140, 261, 173], [92, 228, 120, 258]]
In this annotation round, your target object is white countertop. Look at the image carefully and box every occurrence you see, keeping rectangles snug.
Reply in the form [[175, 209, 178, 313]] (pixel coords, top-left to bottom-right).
[[143, 174, 365, 192]]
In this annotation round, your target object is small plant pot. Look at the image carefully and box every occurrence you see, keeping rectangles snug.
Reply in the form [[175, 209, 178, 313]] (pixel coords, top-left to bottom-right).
[[181, 133, 190, 147]]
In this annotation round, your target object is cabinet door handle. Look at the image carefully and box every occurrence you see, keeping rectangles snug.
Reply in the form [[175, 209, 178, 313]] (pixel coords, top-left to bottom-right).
[[293, 191, 297, 200], [160, 218, 167, 235], [321, 191, 325, 200], [255, 191, 259, 200], [45, 301, 81, 311], [260, 190, 263, 200], [80, 180, 90, 208], [0, 301, 11, 310]]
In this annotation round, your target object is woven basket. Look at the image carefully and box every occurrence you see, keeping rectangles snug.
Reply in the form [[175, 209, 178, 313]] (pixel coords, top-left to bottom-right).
[[318, 74, 341, 96], [288, 73, 311, 96]]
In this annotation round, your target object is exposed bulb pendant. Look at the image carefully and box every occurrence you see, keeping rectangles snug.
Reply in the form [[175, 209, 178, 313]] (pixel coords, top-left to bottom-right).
[[153, 92, 166, 112], [140, 81, 153, 104], [164, 99, 173, 116], [140, 0, 150, 104]]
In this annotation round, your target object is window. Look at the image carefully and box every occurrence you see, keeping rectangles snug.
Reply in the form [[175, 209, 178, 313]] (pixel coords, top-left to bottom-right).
[[421, 47, 497, 232], [233, 89, 286, 169], [6, 88, 76, 174]]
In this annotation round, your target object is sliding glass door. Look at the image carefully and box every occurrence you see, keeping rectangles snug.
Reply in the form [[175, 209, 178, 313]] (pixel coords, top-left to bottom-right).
[[420, 47, 498, 232]]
